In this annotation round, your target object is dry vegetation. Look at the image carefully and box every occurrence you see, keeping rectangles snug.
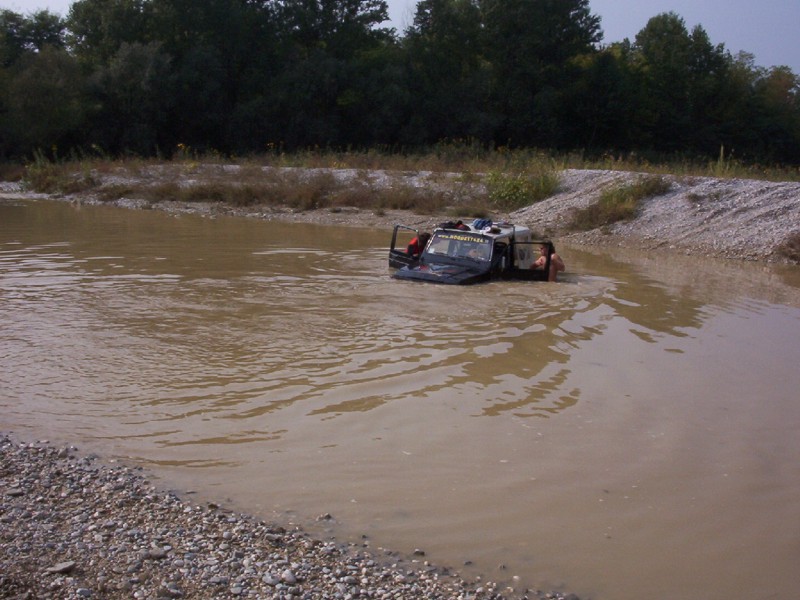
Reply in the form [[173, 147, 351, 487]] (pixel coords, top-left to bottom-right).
[[777, 232, 800, 262], [12, 146, 800, 230]]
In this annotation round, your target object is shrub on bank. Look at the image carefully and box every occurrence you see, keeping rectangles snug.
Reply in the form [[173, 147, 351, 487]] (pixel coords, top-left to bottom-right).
[[568, 176, 671, 231], [485, 168, 560, 211], [776, 232, 800, 262]]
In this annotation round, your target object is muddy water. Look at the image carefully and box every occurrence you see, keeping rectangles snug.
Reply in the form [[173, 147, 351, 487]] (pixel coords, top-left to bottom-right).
[[2, 198, 800, 600]]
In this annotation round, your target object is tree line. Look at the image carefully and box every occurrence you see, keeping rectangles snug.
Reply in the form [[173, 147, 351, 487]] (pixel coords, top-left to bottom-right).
[[1, 0, 798, 165]]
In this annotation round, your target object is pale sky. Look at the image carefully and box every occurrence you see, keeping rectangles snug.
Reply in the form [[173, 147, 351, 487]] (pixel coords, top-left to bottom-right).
[[4, 0, 799, 73]]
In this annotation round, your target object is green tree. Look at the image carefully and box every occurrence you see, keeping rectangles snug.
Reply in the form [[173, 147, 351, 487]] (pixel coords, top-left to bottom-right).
[[1, 9, 66, 67], [624, 12, 800, 162], [148, 0, 281, 152], [403, 0, 494, 143], [479, 0, 601, 146], [1, 10, 73, 157], [88, 41, 174, 154], [629, 12, 694, 151], [683, 24, 732, 155], [262, 48, 349, 148], [22, 9, 66, 50], [750, 65, 800, 162], [167, 44, 227, 151], [67, 0, 153, 66], [2, 46, 86, 156], [557, 46, 641, 152], [691, 51, 799, 164], [336, 43, 411, 146], [0, 9, 26, 67], [275, 0, 392, 59], [263, 0, 395, 148]]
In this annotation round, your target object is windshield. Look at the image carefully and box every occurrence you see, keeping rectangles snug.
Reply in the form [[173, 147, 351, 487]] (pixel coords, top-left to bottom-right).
[[424, 232, 493, 262]]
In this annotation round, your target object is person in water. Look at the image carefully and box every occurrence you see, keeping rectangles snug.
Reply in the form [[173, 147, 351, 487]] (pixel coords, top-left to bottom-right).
[[407, 232, 431, 257], [533, 243, 565, 281]]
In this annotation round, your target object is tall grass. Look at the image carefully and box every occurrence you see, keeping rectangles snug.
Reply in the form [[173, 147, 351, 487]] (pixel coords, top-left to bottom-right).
[[10, 143, 800, 189], [485, 165, 560, 211], [22, 150, 98, 194], [248, 141, 791, 181]]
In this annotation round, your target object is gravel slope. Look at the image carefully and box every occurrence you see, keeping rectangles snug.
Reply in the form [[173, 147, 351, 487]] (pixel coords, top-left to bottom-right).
[[511, 169, 800, 262]]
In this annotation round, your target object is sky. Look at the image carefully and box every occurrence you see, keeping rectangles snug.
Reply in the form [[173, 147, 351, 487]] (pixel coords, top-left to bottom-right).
[[4, 0, 799, 73]]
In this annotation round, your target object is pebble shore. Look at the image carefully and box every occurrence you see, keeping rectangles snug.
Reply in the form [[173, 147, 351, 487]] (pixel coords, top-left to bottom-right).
[[1, 435, 581, 600]]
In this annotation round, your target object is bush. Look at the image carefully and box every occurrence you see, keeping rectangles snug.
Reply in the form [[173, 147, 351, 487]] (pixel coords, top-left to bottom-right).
[[568, 176, 671, 231], [485, 168, 560, 211], [22, 152, 98, 195], [776, 232, 800, 262]]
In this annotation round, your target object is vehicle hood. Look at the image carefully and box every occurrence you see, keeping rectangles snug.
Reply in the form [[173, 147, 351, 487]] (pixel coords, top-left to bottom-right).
[[392, 261, 488, 285]]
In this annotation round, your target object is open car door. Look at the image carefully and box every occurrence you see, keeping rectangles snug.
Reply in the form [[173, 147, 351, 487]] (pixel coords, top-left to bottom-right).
[[389, 224, 420, 270], [507, 240, 553, 281]]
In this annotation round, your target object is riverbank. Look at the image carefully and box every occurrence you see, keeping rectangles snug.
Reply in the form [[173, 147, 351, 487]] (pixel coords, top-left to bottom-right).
[[2, 165, 799, 263], [2, 434, 581, 600]]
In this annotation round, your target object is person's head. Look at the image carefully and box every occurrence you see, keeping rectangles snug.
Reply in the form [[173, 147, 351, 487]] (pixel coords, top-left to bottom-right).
[[539, 243, 555, 255], [420, 232, 431, 244]]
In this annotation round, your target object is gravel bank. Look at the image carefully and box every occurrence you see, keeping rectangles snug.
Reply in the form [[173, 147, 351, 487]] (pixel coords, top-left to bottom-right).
[[1, 435, 577, 600], [2, 166, 799, 263], [512, 169, 800, 262]]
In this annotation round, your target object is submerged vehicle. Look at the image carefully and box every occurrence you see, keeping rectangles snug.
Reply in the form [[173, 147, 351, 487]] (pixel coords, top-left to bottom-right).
[[389, 219, 554, 285]]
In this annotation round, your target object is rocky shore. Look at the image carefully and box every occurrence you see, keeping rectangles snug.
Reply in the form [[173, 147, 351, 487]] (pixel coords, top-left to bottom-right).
[[1, 435, 577, 600]]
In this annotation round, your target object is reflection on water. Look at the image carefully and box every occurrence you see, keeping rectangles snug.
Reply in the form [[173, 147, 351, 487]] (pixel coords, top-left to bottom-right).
[[2, 198, 800, 600]]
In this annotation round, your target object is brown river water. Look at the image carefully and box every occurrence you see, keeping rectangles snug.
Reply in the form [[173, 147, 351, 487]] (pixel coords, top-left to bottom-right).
[[2, 198, 800, 600]]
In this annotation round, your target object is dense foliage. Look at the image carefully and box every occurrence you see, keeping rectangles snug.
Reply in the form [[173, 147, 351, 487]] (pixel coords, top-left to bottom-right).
[[1, 0, 798, 164]]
